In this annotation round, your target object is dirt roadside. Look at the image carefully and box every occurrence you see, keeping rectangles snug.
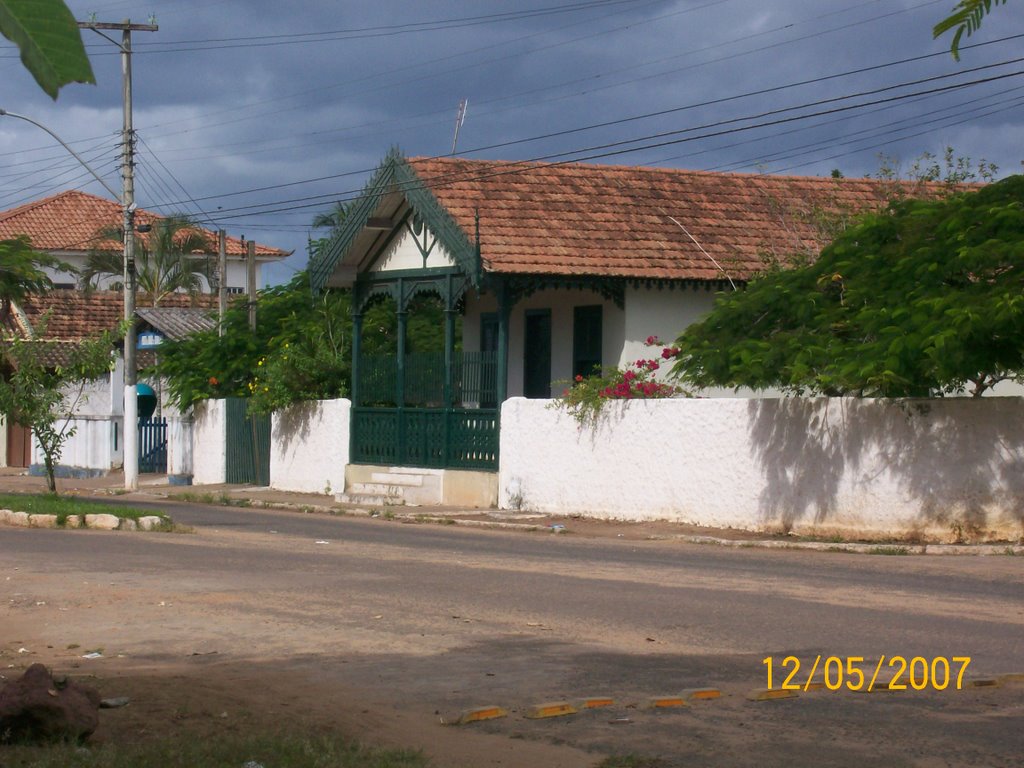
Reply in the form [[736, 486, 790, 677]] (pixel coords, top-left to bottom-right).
[[3, 469, 1023, 767]]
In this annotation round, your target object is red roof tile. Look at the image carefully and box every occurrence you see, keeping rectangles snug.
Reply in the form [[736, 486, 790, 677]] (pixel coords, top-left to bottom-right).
[[0, 190, 289, 259], [406, 157, 951, 282], [2, 290, 220, 342]]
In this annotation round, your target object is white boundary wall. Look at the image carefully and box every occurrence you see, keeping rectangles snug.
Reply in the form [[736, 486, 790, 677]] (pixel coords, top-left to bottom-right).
[[34, 415, 121, 472], [270, 399, 350, 494], [499, 397, 1024, 540], [192, 399, 227, 484]]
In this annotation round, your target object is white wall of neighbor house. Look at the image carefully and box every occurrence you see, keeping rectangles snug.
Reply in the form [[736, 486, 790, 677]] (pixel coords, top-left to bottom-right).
[[463, 288, 625, 398], [32, 415, 121, 471], [270, 398, 350, 494], [41, 254, 277, 292], [498, 396, 1024, 541], [191, 399, 227, 484]]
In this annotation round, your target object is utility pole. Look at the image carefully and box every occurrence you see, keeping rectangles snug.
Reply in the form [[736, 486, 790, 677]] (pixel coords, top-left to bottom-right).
[[218, 230, 228, 336], [247, 239, 257, 331], [78, 19, 158, 491]]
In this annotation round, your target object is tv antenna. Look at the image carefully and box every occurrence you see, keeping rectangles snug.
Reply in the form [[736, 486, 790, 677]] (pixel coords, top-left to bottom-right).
[[451, 99, 468, 155]]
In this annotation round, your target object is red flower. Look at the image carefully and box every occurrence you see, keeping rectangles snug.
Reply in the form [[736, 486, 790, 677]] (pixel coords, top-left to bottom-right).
[[209, 376, 219, 386], [624, 370, 636, 382], [645, 335, 659, 345], [575, 374, 584, 382]]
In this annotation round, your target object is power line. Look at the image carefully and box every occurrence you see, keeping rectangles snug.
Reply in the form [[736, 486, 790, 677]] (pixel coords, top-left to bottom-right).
[[163, 63, 1024, 220]]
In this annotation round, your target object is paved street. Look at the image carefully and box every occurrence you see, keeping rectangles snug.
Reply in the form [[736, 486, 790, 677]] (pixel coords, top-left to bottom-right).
[[2, 498, 1022, 767]]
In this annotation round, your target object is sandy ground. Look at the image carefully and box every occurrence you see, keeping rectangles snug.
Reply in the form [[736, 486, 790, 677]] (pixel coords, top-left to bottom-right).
[[2, 471, 1023, 766]]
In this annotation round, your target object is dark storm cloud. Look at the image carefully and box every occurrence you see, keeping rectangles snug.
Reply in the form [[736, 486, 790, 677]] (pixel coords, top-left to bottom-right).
[[1, 0, 1022, 282]]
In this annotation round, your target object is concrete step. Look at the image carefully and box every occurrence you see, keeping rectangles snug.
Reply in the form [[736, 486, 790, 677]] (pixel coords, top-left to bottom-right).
[[370, 472, 424, 487], [356, 482, 413, 496], [335, 492, 404, 506]]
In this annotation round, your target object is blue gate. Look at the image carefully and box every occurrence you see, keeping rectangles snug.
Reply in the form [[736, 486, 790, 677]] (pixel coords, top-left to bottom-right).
[[139, 418, 168, 473]]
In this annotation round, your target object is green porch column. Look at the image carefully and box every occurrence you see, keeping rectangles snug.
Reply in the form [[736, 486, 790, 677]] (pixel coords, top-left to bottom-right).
[[496, 279, 510, 406], [444, 274, 456, 408], [396, 310, 407, 407], [351, 311, 362, 406]]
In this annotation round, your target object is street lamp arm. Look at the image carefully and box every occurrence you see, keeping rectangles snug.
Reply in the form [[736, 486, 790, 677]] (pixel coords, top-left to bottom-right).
[[0, 108, 121, 201]]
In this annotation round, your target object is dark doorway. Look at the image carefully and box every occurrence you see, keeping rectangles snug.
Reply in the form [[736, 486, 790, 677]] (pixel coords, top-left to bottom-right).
[[523, 309, 552, 399], [573, 305, 603, 378], [5, 420, 31, 467]]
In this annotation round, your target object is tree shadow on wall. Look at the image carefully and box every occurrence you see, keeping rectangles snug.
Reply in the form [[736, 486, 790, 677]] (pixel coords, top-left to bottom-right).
[[747, 397, 1024, 538], [274, 401, 322, 457]]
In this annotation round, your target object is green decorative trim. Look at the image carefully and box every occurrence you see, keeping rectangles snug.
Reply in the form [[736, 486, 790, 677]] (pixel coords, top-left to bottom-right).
[[310, 149, 480, 293], [352, 267, 470, 313], [627, 278, 743, 293], [492, 274, 626, 309]]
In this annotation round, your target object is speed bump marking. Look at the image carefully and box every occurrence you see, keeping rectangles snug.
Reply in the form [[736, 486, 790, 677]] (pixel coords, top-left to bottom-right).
[[524, 701, 578, 719], [682, 687, 722, 700], [747, 688, 799, 701], [457, 705, 508, 724], [966, 677, 1002, 688], [578, 696, 615, 709], [646, 695, 690, 709]]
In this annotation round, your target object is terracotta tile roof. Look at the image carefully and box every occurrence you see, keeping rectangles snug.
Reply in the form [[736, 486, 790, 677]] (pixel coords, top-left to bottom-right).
[[1, 290, 219, 342], [136, 307, 216, 340], [0, 190, 289, 259], [405, 157, 947, 282]]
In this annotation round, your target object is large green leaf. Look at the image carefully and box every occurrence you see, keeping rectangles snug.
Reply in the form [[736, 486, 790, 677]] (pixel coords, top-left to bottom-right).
[[0, 0, 95, 99]]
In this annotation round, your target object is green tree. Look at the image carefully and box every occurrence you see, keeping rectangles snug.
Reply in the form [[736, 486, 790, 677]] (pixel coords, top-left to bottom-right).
[[0, 236, 72, 319], [934, 0, 1010, 60], [81, 216, 212, 306], [671, 175, 1024, 398], [0, 0, 94, 98], [156, 273, 351, 412], [0, 319, 121, 493]]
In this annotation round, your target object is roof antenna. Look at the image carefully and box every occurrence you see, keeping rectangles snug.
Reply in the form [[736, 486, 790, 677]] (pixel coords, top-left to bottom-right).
[[450, 99, 468, 156]]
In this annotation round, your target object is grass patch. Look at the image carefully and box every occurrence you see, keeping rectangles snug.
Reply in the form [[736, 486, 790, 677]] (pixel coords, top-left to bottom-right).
[[598, 756, 669, 768], [0, 494, 169, 527], [0, 730, 430, 768], [171, 491, 251, 508], [866, 545, 910, 556]]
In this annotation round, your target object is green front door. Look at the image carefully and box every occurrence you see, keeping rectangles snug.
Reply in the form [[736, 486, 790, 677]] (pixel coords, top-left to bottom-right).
[[523, 309, 551, 398]]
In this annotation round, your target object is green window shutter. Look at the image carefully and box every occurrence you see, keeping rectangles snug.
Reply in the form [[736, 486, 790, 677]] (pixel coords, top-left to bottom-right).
[[573, 305, 603, 378]]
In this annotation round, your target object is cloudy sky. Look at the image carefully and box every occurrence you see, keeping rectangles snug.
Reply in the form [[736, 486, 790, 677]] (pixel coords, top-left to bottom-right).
[[1, 0, 1022, 284]]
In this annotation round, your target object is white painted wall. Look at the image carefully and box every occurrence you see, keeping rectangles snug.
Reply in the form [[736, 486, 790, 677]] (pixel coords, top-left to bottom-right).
[[498, 396, 1024, 541], [42, 255, 276, 291], [270, 398, 350, 494], [464, 288, 625, 398], [371, 226, 455, 272], [191, 399, 227, 484], [33, 415, 121, 472], [167, 413, 193, 479]]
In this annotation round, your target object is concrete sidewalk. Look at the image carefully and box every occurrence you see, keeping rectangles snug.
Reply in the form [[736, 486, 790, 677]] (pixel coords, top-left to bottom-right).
[[1, 467, 1020, 554]]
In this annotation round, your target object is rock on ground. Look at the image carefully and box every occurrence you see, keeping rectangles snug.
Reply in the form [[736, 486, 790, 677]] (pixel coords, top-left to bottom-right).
[[0, 663, 101, 743]]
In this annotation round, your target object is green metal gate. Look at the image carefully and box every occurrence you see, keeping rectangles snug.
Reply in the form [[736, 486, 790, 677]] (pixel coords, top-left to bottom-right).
[[352, 351, 499, 471], [225, 397, 271, 485]]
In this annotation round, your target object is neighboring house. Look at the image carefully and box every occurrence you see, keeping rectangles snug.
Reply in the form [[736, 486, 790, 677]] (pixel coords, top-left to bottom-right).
[[308, 151, 915, 475], [0, 290, 216, 473], [0, 190, 290, 293]]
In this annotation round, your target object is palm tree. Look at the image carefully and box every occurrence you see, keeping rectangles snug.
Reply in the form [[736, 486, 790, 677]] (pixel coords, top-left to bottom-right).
[[311, 201, 349, 230], [0, 235, 73, 320], [80, 215, 212, 306]]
